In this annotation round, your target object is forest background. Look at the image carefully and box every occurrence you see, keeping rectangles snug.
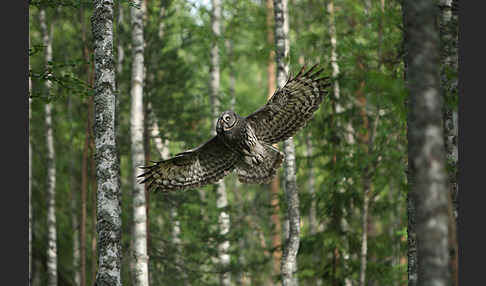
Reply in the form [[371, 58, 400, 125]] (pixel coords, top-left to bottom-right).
[[28, 0, 459, 285]]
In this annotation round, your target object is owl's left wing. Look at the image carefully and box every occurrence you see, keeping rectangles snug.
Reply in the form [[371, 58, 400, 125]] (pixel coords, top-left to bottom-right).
[[245, 64, 331, 144], [138, 136, 240, 192]]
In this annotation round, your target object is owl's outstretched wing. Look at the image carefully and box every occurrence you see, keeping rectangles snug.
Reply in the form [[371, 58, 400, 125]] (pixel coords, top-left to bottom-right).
[[245, 64, 331, 144], [138, 136, 240, 191]]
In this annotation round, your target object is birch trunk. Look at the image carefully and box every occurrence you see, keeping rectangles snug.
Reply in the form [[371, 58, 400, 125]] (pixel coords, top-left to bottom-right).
[[357, 2, 373, 285], [210, 0, 231, 284], [266, 0, 283, 279], [210, 0, 222, 133], [403, 1, 450, 286], [40, 9, 58, 286], [327, 0, 342, 114], [130, 1, 149, 285], [402, 6, 417, 285], [68, 94, 81, 286], [225, 39, 236, 111], [439, 1, 459, 285], [273, 0, 300, 285], [92, 0, 123, 285]]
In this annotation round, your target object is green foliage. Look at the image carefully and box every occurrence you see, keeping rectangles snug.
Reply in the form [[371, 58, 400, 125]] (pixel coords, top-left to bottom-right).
[[29, 0, 456, 284]]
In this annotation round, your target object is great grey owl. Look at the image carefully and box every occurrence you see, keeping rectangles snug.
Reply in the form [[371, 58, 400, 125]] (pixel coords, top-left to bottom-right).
[[139, 64, 330, 191]]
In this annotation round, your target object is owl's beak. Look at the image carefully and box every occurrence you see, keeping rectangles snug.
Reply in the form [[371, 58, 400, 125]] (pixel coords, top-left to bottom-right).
[[216, 118, 223, 134]]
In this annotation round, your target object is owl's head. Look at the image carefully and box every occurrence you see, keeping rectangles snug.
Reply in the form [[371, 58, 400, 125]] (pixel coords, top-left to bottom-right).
[[216, 110, 239, 135]]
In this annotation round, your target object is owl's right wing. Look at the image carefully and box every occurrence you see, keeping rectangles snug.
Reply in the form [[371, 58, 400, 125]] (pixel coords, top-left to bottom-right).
[[245, 64, 331, 144], [138, 136, 240, 192]]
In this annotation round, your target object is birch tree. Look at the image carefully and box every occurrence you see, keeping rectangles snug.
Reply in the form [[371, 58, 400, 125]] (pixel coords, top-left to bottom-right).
[[40, 9, 58, 286], [68, 94, 81, 286], [439, 1, 459, 285], [210, 0, 231, 284], [266, 0, 283, 280], [130, 1, 150, 285], [91, 0, 123, 284], [403, 1, 450, 286], [273, 0, 300, 285]]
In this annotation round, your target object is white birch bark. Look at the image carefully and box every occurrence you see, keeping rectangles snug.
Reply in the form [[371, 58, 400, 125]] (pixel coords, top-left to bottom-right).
[[358, 4, 371, 286], [327, 0, 354, 146], [130, 1, 149, 285], [68, 95, 81, 286], [327, 0, 341, 114], [92, 0, 123, 285], [273, 0, 300, 285], [403, 1, 451, 286], [225, 39, 236, 111], [439, 1, 459, 285], [210, 0, 231, 284], [439, 0, 458, 217], [40, 9, 58, 286], [210, 0, 222, 134]]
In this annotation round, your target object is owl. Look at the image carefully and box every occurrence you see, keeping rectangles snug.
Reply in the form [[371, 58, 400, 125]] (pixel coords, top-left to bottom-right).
[[139, 64, 330, 191]]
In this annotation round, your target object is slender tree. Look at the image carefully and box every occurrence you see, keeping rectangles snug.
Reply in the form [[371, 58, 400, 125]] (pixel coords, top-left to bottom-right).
[[358, 4, 371, 286], [210, 0, 231, 284], [68, 94, 81, 286], [403, 1, 451, 286], [91, 0, 123, 284], [273, 0, 300, 285], [40, 9, 58, 286], [266, 0, 283, 280], [130, 0, 150, 285], [439, 1, 459, 285]]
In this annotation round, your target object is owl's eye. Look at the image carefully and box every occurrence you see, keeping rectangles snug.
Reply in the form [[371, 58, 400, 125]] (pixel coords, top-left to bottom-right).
[[223, 115, 231, 122]]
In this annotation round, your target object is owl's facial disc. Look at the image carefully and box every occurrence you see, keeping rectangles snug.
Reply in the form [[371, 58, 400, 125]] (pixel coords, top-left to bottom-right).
[[218, 111, 237, 133]]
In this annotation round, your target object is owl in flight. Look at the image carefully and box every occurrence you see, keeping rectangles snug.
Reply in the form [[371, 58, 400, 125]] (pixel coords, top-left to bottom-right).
[[139, 64, 330, 191]]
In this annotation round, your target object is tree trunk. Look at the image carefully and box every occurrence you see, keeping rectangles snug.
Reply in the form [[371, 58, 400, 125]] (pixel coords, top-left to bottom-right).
[[68, 94, 81, 286], [92, 0, 123, 285], [438, 2, 459, 285], [327, 0, 342, 113], [226, 39, 236, 111], [266, 0, 283, 280], [217, 183, 231, 286], [403, 1, 451, 286], [210, 0, 222, 133], [40, 9, 58, 286], [130, 1, 150, 285], [29, 35, 33, 286], [210, 0, 231, 284], [273, 0, 300, 285]]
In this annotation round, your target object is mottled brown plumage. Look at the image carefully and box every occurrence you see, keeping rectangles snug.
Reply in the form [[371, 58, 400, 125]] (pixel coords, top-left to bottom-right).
[[139, 64, 330, 191]]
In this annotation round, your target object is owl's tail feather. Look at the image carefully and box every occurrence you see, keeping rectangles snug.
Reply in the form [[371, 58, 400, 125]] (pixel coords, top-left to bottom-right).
[[236, 144, 284, 184]]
